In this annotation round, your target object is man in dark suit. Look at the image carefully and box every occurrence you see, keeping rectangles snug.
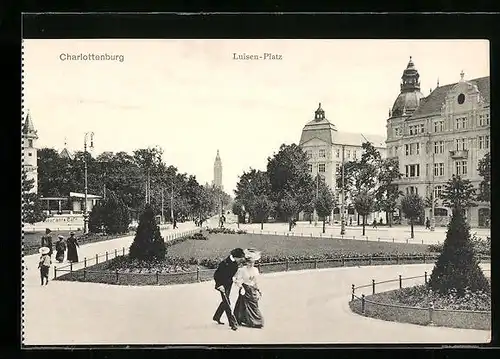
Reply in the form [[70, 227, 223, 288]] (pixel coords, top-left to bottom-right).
[[41, 228, 53, 257], [213, 248, 246, 330]]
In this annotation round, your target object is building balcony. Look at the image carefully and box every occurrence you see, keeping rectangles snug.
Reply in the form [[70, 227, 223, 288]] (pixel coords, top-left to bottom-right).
[[450, 150, 469, 159]]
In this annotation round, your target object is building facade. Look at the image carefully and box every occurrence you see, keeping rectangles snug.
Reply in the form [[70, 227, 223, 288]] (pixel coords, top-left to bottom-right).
[[386, 57, 490, 227], [213, 149, 223, 191], [299, 103, 387, 223], [22, 110, 38, 194]]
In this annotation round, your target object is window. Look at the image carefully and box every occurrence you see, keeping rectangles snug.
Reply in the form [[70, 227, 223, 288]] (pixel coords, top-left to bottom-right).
[[353, 151, 357, 159], [406, 186, 418, 195], [394, 127, 401, 136], [434, 185, 443, 199], [318, 164, 326, 173], [409, 126, 414, 135], [336, 149, 340, 158], [420, 124, 425, 133], [306, 150, 312, 159], [433, 163, 445, 177], [479, 135, 490, 150], [319, 149, 326, 158], [455, 117, 467, 130], [479, 113, 490, 127], [308, 164, 313, 173], [415, 143, 420, 155], [405, 164, 420, 178], [394, 146, 399, 156], [28, 153, 32, 156], [434, 141, 444, 154], [335, 163, 340, 174], [455, 161, 468, 176], [405, 144, 410, 156], [434, 120, 444, 133], [346, 150, 351, 159], [455, 138, 467, 151]]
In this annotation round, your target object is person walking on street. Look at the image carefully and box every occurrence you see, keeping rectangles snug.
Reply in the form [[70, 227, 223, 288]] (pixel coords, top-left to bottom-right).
[[66, 232, 80, 263], [173, 218, 178, 229], [41, 228, 53, 258], [372, 219, 378, 229], [212, 248, 246, 331], [425, 217, 431, 230], [55, 235, 66, 263], [38, 247, 51, 285]]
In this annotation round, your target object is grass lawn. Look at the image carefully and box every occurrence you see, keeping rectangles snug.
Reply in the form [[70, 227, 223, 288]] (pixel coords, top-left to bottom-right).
[[166, 233, 432, 260]]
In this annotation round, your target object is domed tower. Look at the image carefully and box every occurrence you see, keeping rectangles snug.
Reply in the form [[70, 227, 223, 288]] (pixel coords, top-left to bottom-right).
[[391, 56, 425, 117], [22, 110, 39, 194], [213, 149, 223, 191]]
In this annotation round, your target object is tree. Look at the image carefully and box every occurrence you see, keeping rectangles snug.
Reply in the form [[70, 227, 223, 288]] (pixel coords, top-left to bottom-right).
[[303, 200, 315, 224], [400, 193, 424, 239], [315, 179, 336, 233], [234, 169, 271, 223], [129, 204, 166, 261], [279, 192, 300, 231], [232, 200, 245, 227], [22, 173, 46, 224], [477, 153, 490, 203], [267, 144, 315, 221], [102, 191, 131, 234], [251, 195, 275, 230], [440, 175, 476, 211], [375, 157, 403, 227], [88, 201, 105, 233], [353, 191, 374, 236], [428, 207, 490, 296]]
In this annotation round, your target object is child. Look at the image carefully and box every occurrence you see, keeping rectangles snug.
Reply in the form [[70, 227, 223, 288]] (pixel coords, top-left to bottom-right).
[[38, 247, 51, 285]]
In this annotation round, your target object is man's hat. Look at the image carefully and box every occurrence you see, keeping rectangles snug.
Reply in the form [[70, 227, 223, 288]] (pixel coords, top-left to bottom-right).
[[39, 247, 50, 255], [58, 235, 64, 239], [69, 231, 75, 235], [45, 228, 51, 233]]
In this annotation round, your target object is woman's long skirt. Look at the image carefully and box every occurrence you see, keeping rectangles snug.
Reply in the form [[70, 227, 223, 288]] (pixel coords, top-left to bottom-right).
[[233, 283, 264, 328], [67, 243, 78, 262], [55, 249, 65, 263]]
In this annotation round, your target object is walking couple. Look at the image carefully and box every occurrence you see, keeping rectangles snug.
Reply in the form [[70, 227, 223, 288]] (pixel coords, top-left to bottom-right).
[[212, 248, 264, 330]]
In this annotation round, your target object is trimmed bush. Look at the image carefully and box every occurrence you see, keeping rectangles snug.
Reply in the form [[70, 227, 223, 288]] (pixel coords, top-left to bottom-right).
[[129, 205, 166, 261]]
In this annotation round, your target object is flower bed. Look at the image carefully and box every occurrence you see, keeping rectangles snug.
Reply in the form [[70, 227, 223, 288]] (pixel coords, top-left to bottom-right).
[[207, 228, 247, 235], [427, 234, 490, 256], [350, 279, 491, 330]]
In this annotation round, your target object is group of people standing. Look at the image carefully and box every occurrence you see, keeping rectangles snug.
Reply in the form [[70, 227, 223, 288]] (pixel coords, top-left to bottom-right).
[[213, 248, 264, 330], [37, 228, 80, 286]]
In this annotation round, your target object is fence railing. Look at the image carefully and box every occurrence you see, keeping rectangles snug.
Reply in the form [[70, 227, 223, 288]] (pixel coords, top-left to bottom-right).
[[350, 267, 491, 328]]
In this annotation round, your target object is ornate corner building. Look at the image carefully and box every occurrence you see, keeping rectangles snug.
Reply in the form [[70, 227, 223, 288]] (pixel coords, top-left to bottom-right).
[[22, 110, 39, 194], [299, 103, 386, 223], [386, 57, 490, 227]]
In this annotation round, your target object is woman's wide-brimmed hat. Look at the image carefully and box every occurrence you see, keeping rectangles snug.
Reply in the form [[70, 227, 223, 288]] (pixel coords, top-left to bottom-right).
[[69, 231, 75, 235], [58, 235, 64, 239], [244, 248, 261, 262], [39, 247, 50, 255]]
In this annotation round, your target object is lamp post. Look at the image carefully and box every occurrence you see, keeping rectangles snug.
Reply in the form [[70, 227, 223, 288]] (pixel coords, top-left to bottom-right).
[[83, 131, 94, 234], [340, 145, 346, 235], [430, 151, 436, 231], [170, 178, 174, 223], [314, 173, 319, 226]]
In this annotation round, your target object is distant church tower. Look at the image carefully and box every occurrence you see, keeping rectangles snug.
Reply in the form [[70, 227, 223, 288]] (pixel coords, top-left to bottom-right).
[[213, 150, 223, 191], [22, 110, 39, 194]]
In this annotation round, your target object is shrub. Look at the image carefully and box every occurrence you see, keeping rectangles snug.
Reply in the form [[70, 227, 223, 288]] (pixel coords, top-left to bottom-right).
[[129, 205, 166, 261], [191, 232, 209, 240], [207, 228, 246, 235], [428, 208, 490, 296]]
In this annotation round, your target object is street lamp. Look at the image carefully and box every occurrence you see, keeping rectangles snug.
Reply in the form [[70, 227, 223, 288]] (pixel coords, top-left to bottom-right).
[[430, 151, 436, 231], [340, 145, 346, 235], [83, 131, 94, 234]]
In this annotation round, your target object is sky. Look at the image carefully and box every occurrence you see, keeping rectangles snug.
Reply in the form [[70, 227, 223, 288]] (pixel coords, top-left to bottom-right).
[[23, 39, 489, 194]]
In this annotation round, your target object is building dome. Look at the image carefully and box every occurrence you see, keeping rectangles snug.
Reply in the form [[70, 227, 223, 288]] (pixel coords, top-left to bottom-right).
[[391, 56, 424, 117], [391, 91, 424, 116]]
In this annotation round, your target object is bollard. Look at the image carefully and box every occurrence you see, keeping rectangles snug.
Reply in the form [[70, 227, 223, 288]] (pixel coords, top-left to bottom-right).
[[122, 247, 125, 256], [314, 260, 318, 269], [115, 269, 119, 283], [342, 257, 345, 267], [156, 271, 159, 285], [372, 279, 375, 294], [54, 266, 57, 279], [83, 269, 86, 281], [196, 266, 200, 282], [369, 256, 373, 265], [310, 233, 313, 237], [406, 238, 409, 244], [423, 254, 426, 264], [421, 239, 424, 245], [361, 294, 366, 314], [351, 284, 355, 301], [70, 262, 73, 274], [285, 259, 289, 271], [115, 249, 118, 258], [84, 257, 87, 268], [366, 236, 368, 242], [428, 302, 434, 325], [378, 237, 380, 242], [392, 238, 395, 243], [96, 254, 99, 264], [425, 271, 428, 284], [106, 251, 109, 261], [396, 254, 400, 264], [399, 275, 402, 289]]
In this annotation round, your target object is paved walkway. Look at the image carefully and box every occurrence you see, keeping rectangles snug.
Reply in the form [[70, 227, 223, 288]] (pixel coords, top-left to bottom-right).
[[227, 221, 490, 244], [23, 233, 490, 345]]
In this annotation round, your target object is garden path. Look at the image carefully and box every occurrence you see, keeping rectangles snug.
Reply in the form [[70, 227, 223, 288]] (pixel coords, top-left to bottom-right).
[[23, 231, 490, 345]]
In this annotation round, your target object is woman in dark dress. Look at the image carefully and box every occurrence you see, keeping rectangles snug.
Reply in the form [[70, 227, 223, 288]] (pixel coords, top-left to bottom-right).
[[66, 232, 80, 263], [232, 249, 264, 328], [55, 235, 67, 263]]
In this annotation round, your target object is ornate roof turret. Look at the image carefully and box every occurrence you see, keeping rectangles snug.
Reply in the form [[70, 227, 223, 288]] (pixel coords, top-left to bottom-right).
[[214, 149, 221, 164], [314, 102, 325, 121], [391, 57, 425, 117], [400, 56, 421, 93], [22, 110, 38, 138]]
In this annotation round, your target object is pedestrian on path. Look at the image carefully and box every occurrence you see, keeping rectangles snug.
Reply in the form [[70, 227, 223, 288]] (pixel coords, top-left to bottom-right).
[[66, 232, 79, 263], [372, 219, 378, 229], [38, 247, 51, 285], [55, 235, 66, 263], [173, 218, 178, 229], [41, 228, 53, 258], [425, 217, 431, 230]]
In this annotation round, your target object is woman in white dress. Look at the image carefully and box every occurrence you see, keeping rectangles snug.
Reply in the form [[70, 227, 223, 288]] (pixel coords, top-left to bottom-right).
[[232, 249, 264, 328]]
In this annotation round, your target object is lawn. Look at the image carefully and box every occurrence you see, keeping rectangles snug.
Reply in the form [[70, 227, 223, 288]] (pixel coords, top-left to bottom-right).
[[166, 233, 432, 260]]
